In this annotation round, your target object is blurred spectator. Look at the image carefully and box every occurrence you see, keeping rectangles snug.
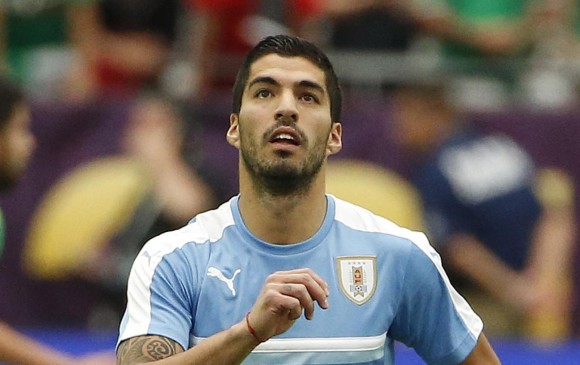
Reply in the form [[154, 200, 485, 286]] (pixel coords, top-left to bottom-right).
[[0, 0, 100, 102], [313, 1, 423, 94], [181, 0, 321, 102], [0, 78, 115, 364], [388, 80, 576, 342], [321, 1, 418, 52], [403, 0, 557, 110], [405, 0, 541, 63], [86, 0, 182, 98], [517, 0, 580, 110], [19, 95, 224, 326], [120, 97, 219, 226]]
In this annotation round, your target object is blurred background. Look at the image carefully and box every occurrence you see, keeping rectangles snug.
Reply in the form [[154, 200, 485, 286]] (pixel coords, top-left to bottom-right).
[[1, 0, 580, 363]]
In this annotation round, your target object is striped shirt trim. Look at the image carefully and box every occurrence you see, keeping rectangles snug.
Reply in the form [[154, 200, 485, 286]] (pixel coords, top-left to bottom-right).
[[192, 334, 387, 364]]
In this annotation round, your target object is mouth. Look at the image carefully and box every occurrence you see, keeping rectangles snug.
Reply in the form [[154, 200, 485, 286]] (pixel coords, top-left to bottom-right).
[[269, 127, 301, 146]]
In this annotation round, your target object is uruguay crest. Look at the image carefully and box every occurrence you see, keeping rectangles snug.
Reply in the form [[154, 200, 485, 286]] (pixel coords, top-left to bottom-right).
[[336, 256, 377, 305]]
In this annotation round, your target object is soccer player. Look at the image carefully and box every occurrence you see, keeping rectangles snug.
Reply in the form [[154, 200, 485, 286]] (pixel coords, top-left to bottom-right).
[[0, 78, 115, 365], [116, 35, 501, 365]]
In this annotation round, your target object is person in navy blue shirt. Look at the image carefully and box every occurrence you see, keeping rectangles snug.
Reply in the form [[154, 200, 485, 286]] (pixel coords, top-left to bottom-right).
[[389, 81, 575, 340]]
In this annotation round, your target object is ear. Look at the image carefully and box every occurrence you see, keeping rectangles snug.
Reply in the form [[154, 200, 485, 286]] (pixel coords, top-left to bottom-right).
[[226, 113, 240, 149], [326, 122, 342, 156]]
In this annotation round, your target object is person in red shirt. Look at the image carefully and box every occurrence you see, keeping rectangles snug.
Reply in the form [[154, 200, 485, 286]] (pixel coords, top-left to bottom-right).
[[183, 0, 321, 102]]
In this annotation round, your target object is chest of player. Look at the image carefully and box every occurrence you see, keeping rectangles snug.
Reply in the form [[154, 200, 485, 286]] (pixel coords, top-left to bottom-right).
[[190, 244, 403, 342]]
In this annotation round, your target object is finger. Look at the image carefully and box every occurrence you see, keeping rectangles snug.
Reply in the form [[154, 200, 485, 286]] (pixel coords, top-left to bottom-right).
[[274, 268, 330, 296], [269, 271, 329, 310], [287, 300, 303, 321], [277, 283, 316, 320], [252, 289, 303, 339], [300, 268, 330, 297]]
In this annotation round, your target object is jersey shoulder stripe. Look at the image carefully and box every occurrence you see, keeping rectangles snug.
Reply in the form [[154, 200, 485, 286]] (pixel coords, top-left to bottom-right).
[[332, 195, 428, 246], [139, 199, 235, 260]]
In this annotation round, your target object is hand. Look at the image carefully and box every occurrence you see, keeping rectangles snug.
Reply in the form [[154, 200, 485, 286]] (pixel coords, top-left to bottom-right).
[[122, 98, 183, 165], [506, 274, 543, 313], [509, 269, 571, 314], [247, 269, 330, 341]]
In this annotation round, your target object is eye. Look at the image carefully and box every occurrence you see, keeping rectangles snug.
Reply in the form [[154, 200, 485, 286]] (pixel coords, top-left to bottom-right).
[[255, 89, 272, 99], [300, 93, 319, 104]]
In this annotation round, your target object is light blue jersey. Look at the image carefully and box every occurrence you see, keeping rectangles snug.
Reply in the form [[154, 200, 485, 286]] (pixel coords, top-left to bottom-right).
[[118, 195, 483, 365]]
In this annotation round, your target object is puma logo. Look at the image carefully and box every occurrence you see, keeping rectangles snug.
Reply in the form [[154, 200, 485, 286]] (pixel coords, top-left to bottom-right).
[[207, 267, 241, 296], [142, 250, 162, 266]]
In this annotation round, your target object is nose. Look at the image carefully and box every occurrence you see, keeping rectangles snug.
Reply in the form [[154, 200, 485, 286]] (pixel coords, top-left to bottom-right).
[[275, 90, 298, 123]]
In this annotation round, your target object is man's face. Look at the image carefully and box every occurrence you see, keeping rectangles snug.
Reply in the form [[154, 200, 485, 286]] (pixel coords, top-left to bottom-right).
[[0, 103, 35, 189], [227, 54, 341, 195]]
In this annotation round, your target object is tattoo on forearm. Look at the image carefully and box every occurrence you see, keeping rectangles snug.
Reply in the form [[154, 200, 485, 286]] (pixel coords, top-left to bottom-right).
[[117, 335, 183, 364]]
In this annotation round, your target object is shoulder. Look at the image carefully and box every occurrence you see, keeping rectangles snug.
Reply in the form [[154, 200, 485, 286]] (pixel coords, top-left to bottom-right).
[[137, 199, 236, 263], [331, 195, 435, 257]]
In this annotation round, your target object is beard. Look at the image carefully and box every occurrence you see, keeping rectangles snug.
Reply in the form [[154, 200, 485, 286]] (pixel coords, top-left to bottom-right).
[[240, 124, 328, 196]]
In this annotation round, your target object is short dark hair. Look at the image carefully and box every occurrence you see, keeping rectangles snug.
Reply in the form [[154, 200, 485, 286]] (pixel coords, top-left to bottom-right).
[[232, 35, 342, 122], [0, 78, 24, 130]]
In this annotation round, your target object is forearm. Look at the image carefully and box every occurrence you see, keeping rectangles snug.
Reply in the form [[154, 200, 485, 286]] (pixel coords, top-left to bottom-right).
[[117, 322, 257, 365], [0, 322, 75, 365], [527, 209, 576, 282], [66, 3, 102, 63], [445, 234, 523, 305], [459, 333, 501, 365], [524, 209, 576, 339]]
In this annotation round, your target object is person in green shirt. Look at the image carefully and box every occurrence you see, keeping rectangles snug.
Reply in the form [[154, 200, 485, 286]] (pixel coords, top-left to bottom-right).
[[0, 0, 99, 101], [404, 0, 543, 86], [0, 77, 115, 365]]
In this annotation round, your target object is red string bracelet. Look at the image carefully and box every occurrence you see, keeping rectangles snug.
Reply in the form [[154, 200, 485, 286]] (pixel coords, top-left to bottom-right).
[[245, 311, 265, 343]]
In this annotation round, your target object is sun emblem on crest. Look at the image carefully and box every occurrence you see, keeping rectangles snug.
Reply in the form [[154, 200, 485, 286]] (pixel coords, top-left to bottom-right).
[[336, 256, 377, 305]]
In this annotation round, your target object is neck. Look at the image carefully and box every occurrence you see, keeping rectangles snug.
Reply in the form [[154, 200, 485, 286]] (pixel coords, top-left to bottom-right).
[[237, 165, 328, 244]]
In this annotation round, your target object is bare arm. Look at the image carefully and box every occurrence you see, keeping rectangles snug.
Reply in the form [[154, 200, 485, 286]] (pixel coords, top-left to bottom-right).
[[117, 336, 185, 364], [62, 2, 102, 100], [66, 2, 102, 62], [0, 321, 115, 365], [459, 333, 501, 365], [117, 327, 254, 365], [122, 98, 216, 224], [524, 168, 576, 339], [445, 232, 538, 312], [523, 208, 575, 338], [445, 227, 573, 341], [445, 169, 576, 340]]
